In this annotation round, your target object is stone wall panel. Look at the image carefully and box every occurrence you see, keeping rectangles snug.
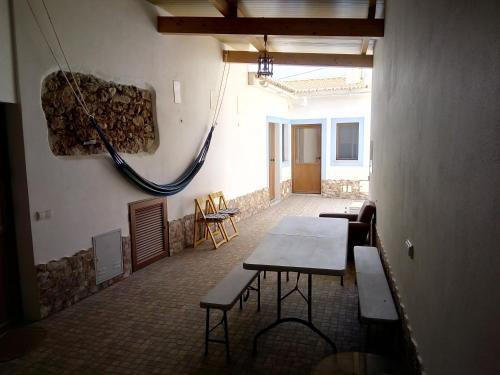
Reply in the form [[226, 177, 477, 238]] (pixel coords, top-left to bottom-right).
[[321, 179, 369, 199], [41, 71, 157, 156]]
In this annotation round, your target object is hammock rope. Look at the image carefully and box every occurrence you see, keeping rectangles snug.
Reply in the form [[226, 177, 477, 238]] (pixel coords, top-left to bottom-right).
[[27, 0, 230, 196]]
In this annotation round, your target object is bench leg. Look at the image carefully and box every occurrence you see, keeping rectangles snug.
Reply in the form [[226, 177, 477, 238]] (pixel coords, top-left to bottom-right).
[[340, 275, 344, 286], [239, 295, 243, 310], [263, 270, 266, 279], [205, 308, 210, 356], [223, 311, 230, 361], [286, 271, 289, 282], [257, 272, 261, 312], [366, 323, 371, 352]]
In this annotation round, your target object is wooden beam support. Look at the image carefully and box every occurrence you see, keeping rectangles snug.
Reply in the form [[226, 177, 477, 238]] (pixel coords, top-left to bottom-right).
[[368, 0, 377, 19], [158, 17, 384, 37], [223, 51, 373, 68], [361, 38, 369, 55], [209, 0, 237, 18]]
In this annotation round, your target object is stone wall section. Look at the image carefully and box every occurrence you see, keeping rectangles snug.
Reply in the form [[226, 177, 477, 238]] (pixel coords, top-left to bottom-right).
[[227, 188, 270, 221], [36, 237, 131, 319], [41, 71, 156, 156], [36, 188, 272, 318], [280, 180, 292, 199], [321, 179, 369, 199]]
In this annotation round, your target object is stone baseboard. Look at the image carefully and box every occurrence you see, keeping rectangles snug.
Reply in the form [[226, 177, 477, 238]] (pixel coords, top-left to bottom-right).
[[35, 187, 272, 318], [373, 227, 424, 375], [36, 237, 132, 319], [280, 180, 292, 199], [321, 179, 369, 199]]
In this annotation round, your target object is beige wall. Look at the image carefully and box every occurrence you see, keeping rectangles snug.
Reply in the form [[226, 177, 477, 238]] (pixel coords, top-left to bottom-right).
[[12, 0, 288, 264], [371, 1, 500, 374]]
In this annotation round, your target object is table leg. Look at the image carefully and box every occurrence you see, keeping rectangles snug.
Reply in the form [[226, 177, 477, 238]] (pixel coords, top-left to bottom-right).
[[277, 271, 281, 319], [253, 272, 337, 354], [308, 273, 312, 323]]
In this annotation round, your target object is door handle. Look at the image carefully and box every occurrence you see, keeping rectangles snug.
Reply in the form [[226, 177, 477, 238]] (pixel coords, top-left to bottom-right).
[[270, 158, 275, 162]]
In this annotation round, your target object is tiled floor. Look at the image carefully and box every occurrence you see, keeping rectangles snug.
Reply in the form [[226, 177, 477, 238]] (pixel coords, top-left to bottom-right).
[[1, 195, 392, 374]]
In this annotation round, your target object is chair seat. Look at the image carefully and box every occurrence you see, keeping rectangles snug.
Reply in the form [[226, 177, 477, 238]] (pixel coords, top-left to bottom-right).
[[204, 213, 229, 221], [218, 208, 240, 216]]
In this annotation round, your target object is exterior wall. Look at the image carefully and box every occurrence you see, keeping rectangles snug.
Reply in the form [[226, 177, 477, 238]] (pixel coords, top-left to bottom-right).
[[370, 1, 500, 374], [11, 0, 288, 268], [290, 94, 371, 182], [0, 0, 16, 103], [288, 94, 371, 197], [11, 0, 288, 318]]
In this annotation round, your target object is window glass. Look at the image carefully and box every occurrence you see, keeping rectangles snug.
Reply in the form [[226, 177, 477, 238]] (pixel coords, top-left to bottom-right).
[[336, 122, 359, 160], [282, 124, 289, 162], [295, 127, 321, 164]]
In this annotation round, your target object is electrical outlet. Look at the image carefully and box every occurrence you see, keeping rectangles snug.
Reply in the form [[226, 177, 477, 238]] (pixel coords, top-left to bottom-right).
[[405, 239, 414, 259], [36, 209, 53, 221]]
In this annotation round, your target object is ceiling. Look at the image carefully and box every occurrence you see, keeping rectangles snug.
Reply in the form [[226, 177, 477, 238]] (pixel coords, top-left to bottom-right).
[[149, 0, 384, 55]]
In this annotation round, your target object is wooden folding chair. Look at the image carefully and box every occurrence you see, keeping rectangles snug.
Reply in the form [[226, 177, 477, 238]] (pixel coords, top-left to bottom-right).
[[193, 195, 229, 249], [209, 191, 240, 241]]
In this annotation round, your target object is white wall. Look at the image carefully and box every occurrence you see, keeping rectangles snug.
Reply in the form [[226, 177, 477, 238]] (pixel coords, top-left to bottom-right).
[[12, 0, 288, 264], [290, 94, 371, 180], [371, 1, 500, 374], [0, 0, 16, 103]]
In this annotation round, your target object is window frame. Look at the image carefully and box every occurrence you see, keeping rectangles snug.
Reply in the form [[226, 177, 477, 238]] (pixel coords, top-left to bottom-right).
[[330, 117, 364, 167]]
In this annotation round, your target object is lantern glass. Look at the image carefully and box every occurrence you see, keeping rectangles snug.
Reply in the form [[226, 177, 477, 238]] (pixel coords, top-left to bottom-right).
[[257, 53, 274, 77]]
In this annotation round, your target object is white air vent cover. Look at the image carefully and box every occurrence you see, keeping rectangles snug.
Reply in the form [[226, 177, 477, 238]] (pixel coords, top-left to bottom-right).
[[93, 229, 123, 284]]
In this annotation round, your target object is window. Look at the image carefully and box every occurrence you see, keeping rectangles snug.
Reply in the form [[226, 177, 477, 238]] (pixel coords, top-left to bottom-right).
[[336, 122, 359, 160], [282, 124, 289, 163], [330, 118, 364, 166]]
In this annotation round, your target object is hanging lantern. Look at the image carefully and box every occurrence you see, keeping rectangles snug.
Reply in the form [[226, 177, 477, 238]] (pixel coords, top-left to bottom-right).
[[257, 35, 273, 78]]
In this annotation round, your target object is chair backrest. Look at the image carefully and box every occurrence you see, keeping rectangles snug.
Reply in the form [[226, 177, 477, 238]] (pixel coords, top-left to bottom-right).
[[209, 191, 227, 210], [194, 195, 217, 220], [357, 200, 376, 223]]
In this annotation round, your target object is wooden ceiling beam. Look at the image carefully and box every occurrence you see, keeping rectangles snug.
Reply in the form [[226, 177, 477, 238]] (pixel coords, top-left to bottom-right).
[[209, 1, 269, 51], [158, 17, 384, 37], [223, 51, 373, 68], [368, 0, 377, 19], [361, 1, 377, 55]]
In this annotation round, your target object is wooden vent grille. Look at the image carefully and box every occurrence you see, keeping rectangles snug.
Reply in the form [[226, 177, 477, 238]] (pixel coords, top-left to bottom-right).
[[129, 197, 169, 271]]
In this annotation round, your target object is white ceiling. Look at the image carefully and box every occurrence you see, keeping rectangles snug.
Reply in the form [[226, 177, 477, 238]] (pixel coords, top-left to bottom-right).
[[150, 0, 384, 18], [149, 0, 383, 55]]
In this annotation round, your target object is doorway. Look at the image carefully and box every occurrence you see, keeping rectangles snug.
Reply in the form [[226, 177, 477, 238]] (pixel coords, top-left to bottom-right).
[[268, 123, 279, 201], [292, 124, 321, 194], [0, 104, 22, 328]]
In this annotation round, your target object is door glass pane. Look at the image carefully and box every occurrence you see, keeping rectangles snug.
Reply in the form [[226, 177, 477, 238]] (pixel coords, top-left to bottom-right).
[[295, 127, 321, 164]]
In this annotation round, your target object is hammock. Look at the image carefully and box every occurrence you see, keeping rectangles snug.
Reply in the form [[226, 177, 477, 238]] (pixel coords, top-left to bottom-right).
[[26, 0, 228, 197], [91, 118, 215, 196]]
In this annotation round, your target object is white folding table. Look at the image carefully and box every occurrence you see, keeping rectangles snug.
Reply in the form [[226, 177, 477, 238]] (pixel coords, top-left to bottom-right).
[[243, 216, 348, 352]]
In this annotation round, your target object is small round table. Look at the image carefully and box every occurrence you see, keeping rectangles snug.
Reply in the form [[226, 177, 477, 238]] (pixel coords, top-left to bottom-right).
[[312, 352, 399, 375]]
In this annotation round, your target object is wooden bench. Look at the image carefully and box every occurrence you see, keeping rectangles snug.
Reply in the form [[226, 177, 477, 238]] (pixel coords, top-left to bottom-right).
[[354, 246, 398, 345], [200, 265, 260, 360]]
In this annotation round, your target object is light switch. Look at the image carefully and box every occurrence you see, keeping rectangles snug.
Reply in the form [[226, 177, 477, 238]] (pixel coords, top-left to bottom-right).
[[173, 80, 181, 104]]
